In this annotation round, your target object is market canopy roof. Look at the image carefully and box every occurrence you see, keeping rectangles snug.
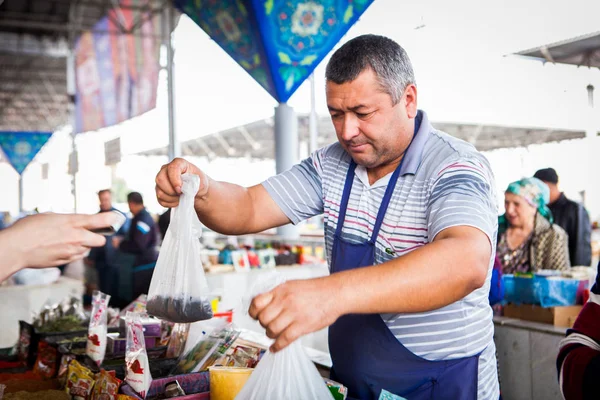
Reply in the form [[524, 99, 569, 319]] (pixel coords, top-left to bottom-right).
[[0, 0, 167, 133], [515, 31, 600, 68], [138, 115, 587, 159]]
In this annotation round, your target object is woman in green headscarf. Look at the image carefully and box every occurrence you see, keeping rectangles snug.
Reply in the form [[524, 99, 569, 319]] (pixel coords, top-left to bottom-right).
[[497, 177, 570, 274]]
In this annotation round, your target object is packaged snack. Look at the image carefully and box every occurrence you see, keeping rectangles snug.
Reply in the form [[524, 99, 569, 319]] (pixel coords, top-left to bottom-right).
[[146, 174, 213, 323], [165, 323, 190, 359], [324, 378, 348, 400], [86, 291, 111, 366], [33, 341, 58, 378], [124, 312, 152, 397], [64, 360, 95, 400], [57, 354, 75, 386], [174, 322, 239, 374], [159, 320, 175, 346], [90, 370, 122, 400]]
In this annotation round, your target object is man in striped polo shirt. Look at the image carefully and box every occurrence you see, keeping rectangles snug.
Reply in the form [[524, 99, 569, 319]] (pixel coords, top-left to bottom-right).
[[156, 34, 499, 400]]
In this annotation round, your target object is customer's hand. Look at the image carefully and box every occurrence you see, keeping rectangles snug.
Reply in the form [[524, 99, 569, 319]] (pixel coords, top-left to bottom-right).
[[4, 212, 118, 270], [155, 158, 210, 208]]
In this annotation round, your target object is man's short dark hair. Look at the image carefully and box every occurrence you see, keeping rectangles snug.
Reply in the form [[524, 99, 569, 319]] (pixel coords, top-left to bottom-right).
[[98, 189, 111, 196], [127, 192, 144, 205], [325, 34, 415, 105], [534, 168, 559, 184]]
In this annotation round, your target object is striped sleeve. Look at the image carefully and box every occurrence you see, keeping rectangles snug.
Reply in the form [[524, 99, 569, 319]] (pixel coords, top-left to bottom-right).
[[426, 156, 497, 243], [261, 151, 324, 225]]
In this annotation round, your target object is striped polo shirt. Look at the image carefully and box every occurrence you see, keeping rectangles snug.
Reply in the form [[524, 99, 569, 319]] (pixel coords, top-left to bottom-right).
[[262, 110, 499, 399]]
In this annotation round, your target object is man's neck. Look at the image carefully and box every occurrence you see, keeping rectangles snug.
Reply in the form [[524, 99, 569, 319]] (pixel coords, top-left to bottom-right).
[[549, 191, 562, 205], [367, 157, 403, 185]]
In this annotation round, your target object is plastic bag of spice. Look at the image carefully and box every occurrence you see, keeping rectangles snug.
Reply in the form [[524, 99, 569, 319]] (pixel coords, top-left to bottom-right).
[[146, 174, 213, 323], [124, 312, 152, 398], [86, 291, 110, 366]]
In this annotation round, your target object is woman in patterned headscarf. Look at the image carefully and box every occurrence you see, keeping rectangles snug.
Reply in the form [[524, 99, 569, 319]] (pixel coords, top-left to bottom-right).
[[497, 177, 570, 274]]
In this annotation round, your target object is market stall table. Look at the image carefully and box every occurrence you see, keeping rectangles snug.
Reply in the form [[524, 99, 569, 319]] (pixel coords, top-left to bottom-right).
[[0, 277, 84, 348]]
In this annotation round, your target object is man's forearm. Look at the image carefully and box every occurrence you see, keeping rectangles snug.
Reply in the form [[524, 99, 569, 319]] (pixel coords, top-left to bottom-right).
[[330, 233, 490, 315], [194, 180, 289, 235]]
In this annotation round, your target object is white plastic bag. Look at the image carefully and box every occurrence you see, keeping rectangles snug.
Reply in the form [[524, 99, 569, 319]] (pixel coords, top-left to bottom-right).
[[125, 311, 153, 397], [235, 274, 333, 400], [86, 290, 110, 365], [147, 173, 213, 323]]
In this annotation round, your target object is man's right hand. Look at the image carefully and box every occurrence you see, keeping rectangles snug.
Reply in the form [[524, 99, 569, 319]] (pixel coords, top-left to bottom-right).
[[155, 158, 210, 208]]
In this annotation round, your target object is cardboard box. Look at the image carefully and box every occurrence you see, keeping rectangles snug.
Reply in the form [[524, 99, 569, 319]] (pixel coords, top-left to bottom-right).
[[504, 304, 582, 327]]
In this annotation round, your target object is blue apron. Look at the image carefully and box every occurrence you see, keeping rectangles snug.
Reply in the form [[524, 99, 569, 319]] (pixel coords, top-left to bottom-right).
[[328, 121, 480, 400]]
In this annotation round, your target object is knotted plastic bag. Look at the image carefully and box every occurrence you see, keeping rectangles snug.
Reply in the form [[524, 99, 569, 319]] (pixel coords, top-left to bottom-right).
[[147, 173, 213, 323], [235, 274, 333, 400]]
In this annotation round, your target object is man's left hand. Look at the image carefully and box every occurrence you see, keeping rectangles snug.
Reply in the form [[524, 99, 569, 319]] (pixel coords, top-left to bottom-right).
[[249, 277, 342, 352]]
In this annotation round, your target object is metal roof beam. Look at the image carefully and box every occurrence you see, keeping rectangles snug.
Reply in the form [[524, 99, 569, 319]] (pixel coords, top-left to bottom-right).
[[214, 133, 236, 156], [237, 126, 261, 150], [0, 19, 162, 38], [46, 0, 163, 12], [193, 138, 216, 158], [0, 32, 69, 57]]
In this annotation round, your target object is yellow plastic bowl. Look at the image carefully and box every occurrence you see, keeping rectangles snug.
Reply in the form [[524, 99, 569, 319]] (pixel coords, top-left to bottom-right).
[[209, 367, 253, 400]]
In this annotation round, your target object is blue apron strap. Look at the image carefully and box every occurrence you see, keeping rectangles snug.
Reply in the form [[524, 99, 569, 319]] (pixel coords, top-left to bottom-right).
[[335, 160, 358, 236], [370, 158, 404, 243]]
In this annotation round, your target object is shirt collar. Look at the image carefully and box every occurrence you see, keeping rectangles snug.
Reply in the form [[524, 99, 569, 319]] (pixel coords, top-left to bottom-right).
[[401, 110, 429, 176], [354, 110, 431, 189]]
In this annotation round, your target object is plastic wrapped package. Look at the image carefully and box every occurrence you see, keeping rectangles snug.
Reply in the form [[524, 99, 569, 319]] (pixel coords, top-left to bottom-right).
[[146, 174, 213, 323], [86, 291, 111, 366], [90, 370, 122, 400], [166, 323, 190, 359], [235, 274, 333, 400], [64, 360, 96, 399], [124, 312, 152, 398], [173, 319, 235, 374], [503, 275, 585, 307]]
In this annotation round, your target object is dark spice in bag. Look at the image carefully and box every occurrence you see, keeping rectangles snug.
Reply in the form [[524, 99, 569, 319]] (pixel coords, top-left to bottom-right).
[[146, 295, 213, 323]]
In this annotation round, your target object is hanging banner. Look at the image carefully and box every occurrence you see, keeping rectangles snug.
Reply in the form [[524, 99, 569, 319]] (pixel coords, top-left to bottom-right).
[[74, 0, 161, 133], [174, 0, 374, 103], [0, 132, 53, 175]]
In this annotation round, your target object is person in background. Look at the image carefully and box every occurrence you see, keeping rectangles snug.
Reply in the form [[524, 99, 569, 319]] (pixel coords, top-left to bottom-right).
[[86, 189, 129, 296], [534, 168, 592, 267], [113, 192, 158, 298], [557, 261, 600, 399], [113, 192, 158, 267], [0, 212, 118, 283], [158, 208, 171, 241], [497, 177, 570, 274]]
